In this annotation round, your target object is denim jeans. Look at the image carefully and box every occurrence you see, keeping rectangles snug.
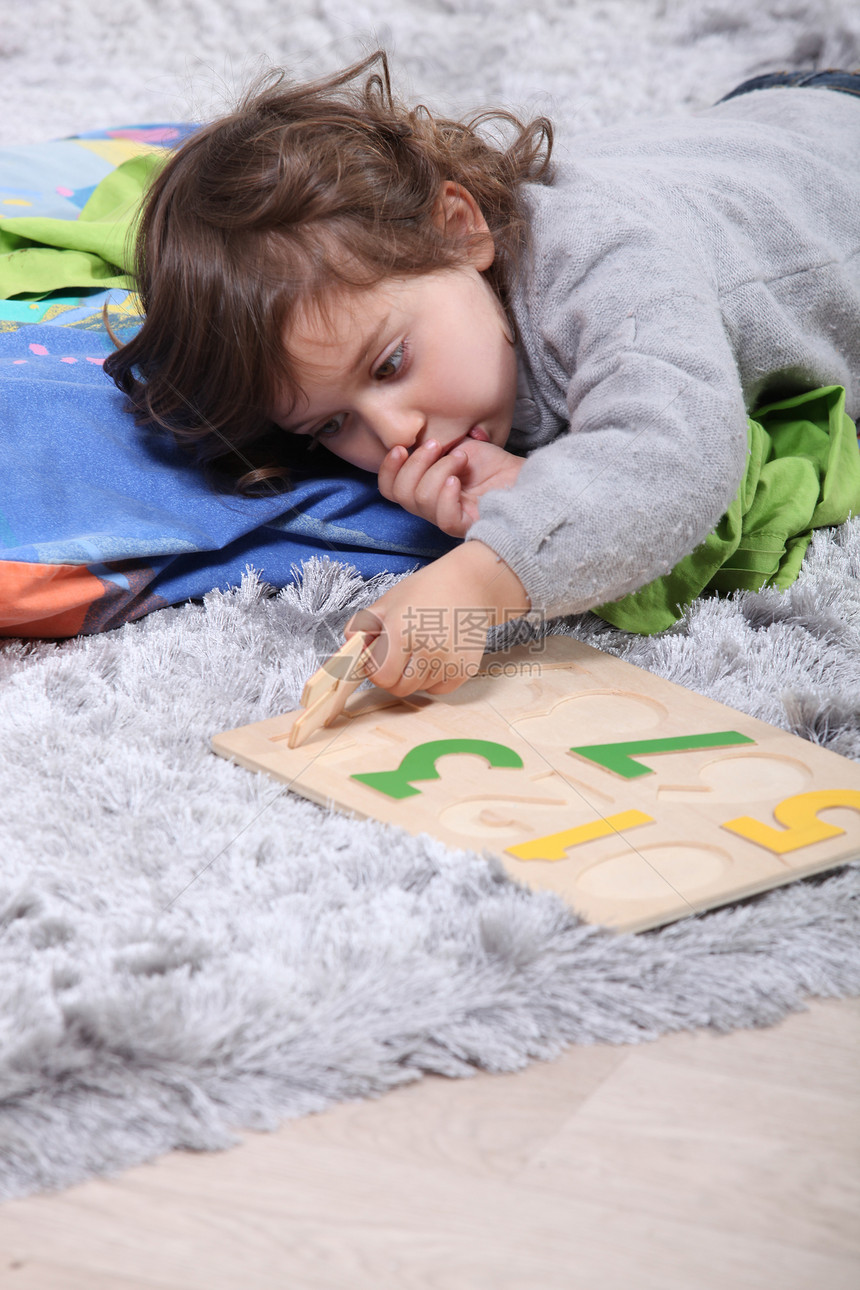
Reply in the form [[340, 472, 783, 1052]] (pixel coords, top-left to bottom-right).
[[720, 69, 860, 103]]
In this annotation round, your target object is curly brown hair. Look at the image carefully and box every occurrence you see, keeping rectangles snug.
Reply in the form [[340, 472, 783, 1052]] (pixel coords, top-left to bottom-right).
[[104, 51, 553, 492]]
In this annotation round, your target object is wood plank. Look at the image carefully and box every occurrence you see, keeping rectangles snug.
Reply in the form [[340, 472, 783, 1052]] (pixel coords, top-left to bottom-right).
[[517, 1031, 860, 1259], [636, 995, 860, 1099], [1, 1142, 856, 1290]]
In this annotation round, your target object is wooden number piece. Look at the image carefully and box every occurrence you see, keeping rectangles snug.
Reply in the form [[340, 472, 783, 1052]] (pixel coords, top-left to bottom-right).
[[569, 731, 755, 778], [352, 738, 524, 800], [722, 789, 860, 855], [505, 809, 654, 862]]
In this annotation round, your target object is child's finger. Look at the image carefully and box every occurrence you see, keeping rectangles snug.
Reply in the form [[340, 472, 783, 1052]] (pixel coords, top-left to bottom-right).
[[378, 444, 442, 511], [377, 445, 409, 499], [344, 607, 383, 639], [410, 450, 469, 510], [383, 440, 455, 508], [360, 632, 421, 696], [409, 448, 473, 511], [343, 605, 417, 694], [434, 472, 469, 536]]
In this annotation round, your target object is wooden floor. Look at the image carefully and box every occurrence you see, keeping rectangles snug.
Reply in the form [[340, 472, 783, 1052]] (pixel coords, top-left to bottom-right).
[[1, 997, 858, 1290]]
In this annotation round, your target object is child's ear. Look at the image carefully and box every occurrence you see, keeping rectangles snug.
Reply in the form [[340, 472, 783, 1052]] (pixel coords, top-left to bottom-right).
[[433, 181, 495, 270]]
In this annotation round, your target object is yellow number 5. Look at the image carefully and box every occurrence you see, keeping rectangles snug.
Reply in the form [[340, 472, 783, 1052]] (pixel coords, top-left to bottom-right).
[[722, 790, 860, 855]]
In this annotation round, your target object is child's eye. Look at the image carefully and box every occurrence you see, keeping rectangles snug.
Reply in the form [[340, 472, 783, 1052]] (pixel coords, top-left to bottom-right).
[[373, 342, 406, 381], [311, 413, 346, 441]]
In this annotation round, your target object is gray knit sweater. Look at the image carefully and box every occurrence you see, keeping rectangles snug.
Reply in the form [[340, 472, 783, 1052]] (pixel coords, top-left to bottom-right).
[[466, 87, 860, 619]]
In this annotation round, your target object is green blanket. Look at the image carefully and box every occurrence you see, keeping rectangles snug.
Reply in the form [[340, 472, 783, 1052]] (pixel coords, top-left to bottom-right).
[[596, 384, 860, 633], [0, 153, 162, 297]]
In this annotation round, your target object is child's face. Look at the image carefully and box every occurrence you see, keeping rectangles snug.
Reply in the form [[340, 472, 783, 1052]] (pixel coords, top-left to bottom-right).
[[274, 265, 518, 475]]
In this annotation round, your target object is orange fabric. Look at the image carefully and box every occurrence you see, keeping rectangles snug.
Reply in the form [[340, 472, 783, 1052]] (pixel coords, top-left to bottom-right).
[[0, 561, 105, 637]]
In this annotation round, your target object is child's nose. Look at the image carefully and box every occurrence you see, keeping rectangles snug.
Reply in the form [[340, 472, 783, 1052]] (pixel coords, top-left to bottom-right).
[[370, 404, 426, 453]]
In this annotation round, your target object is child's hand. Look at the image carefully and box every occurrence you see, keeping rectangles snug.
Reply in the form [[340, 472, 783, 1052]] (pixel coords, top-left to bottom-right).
[[344, 540, 530, 697], [377, 436, 524, 537]]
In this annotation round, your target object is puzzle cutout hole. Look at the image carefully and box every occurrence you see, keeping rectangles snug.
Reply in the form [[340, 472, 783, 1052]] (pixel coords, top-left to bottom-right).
[[691, 752, 812, 801], [511, 689, 667, 747], [576, 842, 733, 901]]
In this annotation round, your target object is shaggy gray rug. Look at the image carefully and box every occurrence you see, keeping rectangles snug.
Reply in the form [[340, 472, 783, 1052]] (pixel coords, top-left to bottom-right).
[[2, 0, 860, 1201]]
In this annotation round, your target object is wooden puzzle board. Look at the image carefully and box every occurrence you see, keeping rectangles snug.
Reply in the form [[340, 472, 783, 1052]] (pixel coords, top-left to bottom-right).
[[211, 637, 860, 933]]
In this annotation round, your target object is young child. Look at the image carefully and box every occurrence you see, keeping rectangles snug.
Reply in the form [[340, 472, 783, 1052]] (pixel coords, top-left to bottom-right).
[[105, 55, 860, 696]]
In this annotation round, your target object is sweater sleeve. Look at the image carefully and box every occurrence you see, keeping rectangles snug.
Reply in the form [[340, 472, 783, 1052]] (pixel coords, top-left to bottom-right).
[[466, 185, 750, 619]]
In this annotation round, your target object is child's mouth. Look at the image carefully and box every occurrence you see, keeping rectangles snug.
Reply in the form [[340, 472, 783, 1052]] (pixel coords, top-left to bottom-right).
[[439, 426, 490, 457]]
